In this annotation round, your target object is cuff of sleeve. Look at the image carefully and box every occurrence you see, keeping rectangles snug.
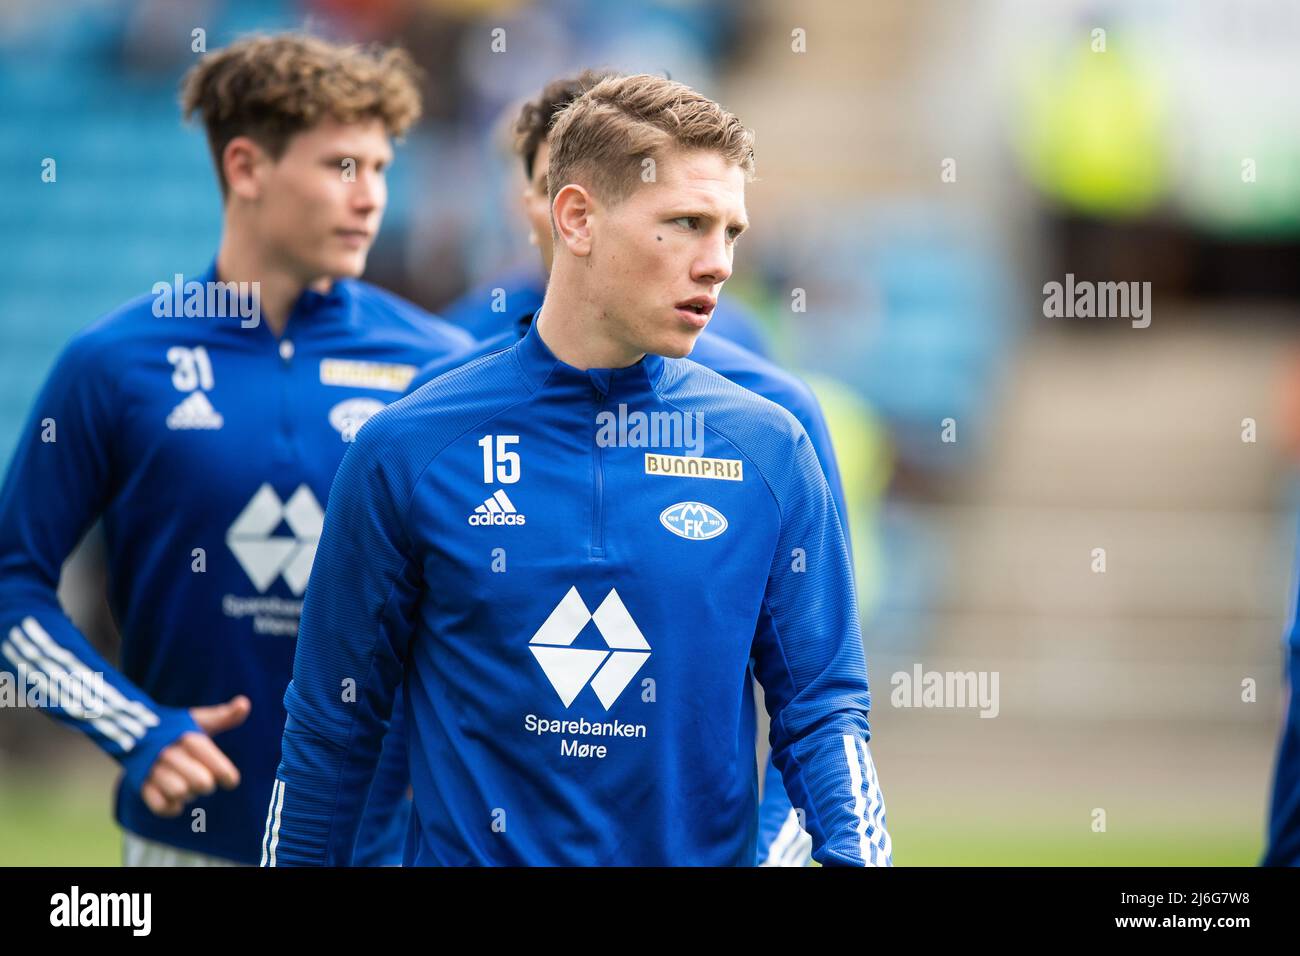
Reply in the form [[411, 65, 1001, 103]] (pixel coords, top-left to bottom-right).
[[117, 708, 203, 796]]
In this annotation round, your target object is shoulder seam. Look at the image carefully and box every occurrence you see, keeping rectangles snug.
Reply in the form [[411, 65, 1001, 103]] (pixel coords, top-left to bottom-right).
[[652, 362, 787, 522], [398, 352, 546, 533], [63, 327, 127, 468]]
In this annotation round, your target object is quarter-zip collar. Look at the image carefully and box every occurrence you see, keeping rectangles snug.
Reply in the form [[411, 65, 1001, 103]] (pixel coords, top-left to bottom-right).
[[193, 257, 355, 338], [513, 308, 666, 399]]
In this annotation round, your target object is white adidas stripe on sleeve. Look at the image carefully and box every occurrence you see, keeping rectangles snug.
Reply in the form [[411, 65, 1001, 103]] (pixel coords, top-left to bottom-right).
[[261, 779, 286, 866], [3, 617, 159, 751]]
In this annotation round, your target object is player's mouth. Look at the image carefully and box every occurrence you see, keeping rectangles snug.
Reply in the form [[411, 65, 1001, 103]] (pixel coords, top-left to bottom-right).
[[674, 296, 716, 329], [336, 228, 372, 249]]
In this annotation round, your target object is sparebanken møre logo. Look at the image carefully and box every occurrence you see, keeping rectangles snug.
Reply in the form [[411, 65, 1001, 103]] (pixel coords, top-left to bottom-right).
[[529, 586, 651, 710], [226, 483, 324, 595]]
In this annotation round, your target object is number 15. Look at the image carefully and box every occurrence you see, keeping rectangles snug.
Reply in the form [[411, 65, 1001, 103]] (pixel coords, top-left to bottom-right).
[[478, 434, 520, 484]]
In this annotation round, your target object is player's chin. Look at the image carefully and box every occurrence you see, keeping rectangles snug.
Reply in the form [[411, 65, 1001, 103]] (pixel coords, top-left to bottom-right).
[[321, 248, 370, 279], [653, 329, 703, 360]]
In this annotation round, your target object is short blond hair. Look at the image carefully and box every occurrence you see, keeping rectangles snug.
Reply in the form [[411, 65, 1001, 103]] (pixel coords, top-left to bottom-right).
[[181, 33, 423, 196], [546, 73, 755, 206]]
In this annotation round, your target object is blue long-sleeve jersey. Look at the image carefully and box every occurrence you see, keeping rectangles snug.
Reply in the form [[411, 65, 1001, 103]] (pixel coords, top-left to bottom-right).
[[758, 755, 815, 865], [0, 261, 471, 864], [409, 315, 848, 538], [370, 313, 855, 865], [267, 315, 891, 866]]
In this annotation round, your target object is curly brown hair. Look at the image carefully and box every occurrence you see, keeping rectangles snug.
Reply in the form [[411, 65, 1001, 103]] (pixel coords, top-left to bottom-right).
[[180, 33, 423, 197], [546, 73, 755, 207]]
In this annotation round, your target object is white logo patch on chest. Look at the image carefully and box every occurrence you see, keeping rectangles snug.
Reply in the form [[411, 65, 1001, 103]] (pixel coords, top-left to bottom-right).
[[226, 484, 324, 595], [529, 587, 650, 709], [166, 392, 223, 430], [660, 501, 728, 540], [329, 397, 385, 441]]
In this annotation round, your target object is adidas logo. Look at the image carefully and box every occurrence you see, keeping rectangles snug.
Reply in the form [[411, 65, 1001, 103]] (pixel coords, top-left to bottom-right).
[[529, 587, 651, 709], [226, 483, 323, 595], [468, 489, 526, 526], [166, 392, 223, 430]]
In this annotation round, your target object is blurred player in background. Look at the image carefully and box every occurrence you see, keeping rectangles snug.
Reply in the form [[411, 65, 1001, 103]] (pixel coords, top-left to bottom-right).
[[0, 33, 469, 866], [381, 69, 860, 865], [266, 73, 889, 866]]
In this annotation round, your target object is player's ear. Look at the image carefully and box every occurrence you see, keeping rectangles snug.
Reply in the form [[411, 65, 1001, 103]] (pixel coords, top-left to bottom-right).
[[552, 183, 593, 258], [223, 135, 267, 203]]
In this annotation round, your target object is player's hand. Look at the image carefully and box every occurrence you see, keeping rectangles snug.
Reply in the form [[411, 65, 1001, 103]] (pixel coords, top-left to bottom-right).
[[139, 695, 252, 818]]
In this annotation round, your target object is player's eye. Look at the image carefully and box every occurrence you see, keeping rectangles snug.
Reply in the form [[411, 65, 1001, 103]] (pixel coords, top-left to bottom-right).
[[726, 226, 744, 243], [672, 216, 700, 230]]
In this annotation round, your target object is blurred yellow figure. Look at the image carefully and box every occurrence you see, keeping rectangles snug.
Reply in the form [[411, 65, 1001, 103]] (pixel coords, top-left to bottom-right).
[[803, 373, 892, 621], [1015, 35, 1169, 217]]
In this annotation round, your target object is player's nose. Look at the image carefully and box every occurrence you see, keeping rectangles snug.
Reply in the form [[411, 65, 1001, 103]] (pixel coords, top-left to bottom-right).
[[350, 170, 383, 214], [692, 233, 732, 286]]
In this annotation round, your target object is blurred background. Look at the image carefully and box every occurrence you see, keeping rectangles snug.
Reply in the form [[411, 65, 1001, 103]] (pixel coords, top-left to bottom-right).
[[2, 0, 1298, 865]]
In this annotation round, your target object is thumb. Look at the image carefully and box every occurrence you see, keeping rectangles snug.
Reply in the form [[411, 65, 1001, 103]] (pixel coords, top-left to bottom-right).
[[190, 695, 252, 736]]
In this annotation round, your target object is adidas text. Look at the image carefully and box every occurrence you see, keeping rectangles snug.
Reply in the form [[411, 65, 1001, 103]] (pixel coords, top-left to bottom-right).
[[469, 489, 526, 526]]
